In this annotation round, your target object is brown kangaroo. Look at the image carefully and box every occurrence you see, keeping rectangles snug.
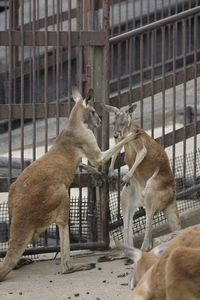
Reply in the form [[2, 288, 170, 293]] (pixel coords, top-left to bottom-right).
[[104, 104, 181, 251], [124, 225, 200, 300], [0, 87, 140, 281]]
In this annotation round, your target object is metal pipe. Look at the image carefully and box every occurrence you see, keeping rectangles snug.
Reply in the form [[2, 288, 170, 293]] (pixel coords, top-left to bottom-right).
[[0, 241, 107, 258], [110, 6, 200, 44]]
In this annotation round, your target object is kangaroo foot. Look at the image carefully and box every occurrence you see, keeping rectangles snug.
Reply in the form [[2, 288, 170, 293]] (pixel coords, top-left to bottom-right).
[[98, 252, 126, 263], [124, 258, 133, 265], [14, 258, 34, 270], [62, 262, 96, 274]]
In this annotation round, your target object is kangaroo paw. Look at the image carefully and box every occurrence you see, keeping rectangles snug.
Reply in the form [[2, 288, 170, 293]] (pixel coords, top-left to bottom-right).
[[14, 258, 34, 270], [62, 262, 96, 274]]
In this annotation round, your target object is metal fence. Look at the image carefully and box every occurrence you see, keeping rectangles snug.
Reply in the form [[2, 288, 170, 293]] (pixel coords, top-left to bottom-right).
[[107, 2, 200, 241], [0, 0, 110, 257], [109, 4, 200, 180], [0, 1, 200, 257]]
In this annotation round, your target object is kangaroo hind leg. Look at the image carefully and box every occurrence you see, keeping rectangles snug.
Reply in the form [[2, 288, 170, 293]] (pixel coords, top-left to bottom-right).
[[0, 229, 33, 281], [164, 200, 181, 232], [56, 190, 95, 274]]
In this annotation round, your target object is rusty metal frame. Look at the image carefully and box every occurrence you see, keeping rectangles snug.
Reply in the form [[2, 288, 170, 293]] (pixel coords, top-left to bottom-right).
[[0, 0, 110, 256]]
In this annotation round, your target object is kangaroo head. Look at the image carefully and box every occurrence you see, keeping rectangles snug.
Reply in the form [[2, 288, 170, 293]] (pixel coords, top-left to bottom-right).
[[104, 103, 137, 139], [71, 86, 101, 129], [122, 243, 167, 289]]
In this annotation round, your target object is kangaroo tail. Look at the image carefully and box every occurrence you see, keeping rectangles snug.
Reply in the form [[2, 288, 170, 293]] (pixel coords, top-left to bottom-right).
[[0, 234, 31, 281]]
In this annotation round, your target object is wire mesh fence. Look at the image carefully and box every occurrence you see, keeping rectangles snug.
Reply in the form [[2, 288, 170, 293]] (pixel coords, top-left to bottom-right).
[[109, 147, 200, 242], [0, 187, 103, 259]]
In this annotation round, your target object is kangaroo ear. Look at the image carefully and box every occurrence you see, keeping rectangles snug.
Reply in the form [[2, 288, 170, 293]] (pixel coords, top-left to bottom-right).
[[85, 89, 95, 104], [72, 86, 83, 103], [127, 104, 137, 115], [117, 243, 143, 263], [103, 104, 120, 114], [152, 242, 168, 257], [124, 246, 142, 263]]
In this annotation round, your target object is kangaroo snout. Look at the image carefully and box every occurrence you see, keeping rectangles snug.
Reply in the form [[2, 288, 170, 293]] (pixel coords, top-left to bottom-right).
[[133, 128, 141, 136], [113, 132, 119, 139]]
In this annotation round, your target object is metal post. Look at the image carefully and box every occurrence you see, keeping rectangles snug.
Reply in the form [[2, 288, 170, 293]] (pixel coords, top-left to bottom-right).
[[89, 0, 110, 248]]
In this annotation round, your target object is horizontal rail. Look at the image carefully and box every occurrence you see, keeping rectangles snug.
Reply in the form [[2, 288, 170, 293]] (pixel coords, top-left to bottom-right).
[[0, 102, 103, 120], [0, 31, 105, 47], [0, 169, 103, 192], [110, 63, 200, 106], [21, 9, 77, 31], [155, 121, 200, 148], [0, 241, 107, 258], [110, 6, 200, 44], [176, 183, 200, 200]]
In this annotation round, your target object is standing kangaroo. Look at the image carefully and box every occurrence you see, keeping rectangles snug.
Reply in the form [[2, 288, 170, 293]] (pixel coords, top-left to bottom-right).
[[104, 104, 181, 251], [0, 88, 140, 281], [125, 225, 200, 300]]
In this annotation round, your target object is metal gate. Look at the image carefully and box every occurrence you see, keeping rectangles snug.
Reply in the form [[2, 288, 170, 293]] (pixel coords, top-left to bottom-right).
[[107, 1, 200, 242], [0, 1, 200, 257], [0, 0, 110, 257]]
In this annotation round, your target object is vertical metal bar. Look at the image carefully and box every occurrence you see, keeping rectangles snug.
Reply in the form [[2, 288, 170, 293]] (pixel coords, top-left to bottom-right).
[[133, 0, 135, 29], [8, 0, 13, 186], [154, 0, 157, 21], [118, 0, 121, 36], [43, 0, 51, 247], [146, 0, 150, 68], [161, 0, 164, 19], [36, 0, 40, 103], [175, 0, 178, 14], [168, 0, 171, 16], [117, 42, 121, 108], [68, 0, 72, 115], [128, 38, 133, 104], [125, 0, 129, 75], [101, 0, 110, 247], [32, 0, 36, 161], [151, 30, 155, 138], [4, 0, 8, 105], [140, 34, 144, 127], [78, 185, 83, 242], [28, 0, 32, 104], [12, 0, 16, 105], [132, 0, 136, 73], [188, 3, 192, 53], [167, 0, 171, 61], [44, 0, 48, 153], [118, 0, 121, 106], [172, 22, 177, 174], [140, 0, 143, 25], [20, 0, 25, 171], [182, 18, 187, 187], [56, 0, 60, 135], [60, 0, 63, 91], [77, 0, 83, 93], [162, 25, 166, 145], [193, 14, 198, 182], [52, 0, 56, 104], [117, 0, 121, 106], [110, 0, 114, 79]]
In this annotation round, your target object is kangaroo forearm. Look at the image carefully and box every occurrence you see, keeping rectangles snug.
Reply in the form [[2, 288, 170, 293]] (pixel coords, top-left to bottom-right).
[[126, 147, 147, 177], [109, 147, 121, 173]]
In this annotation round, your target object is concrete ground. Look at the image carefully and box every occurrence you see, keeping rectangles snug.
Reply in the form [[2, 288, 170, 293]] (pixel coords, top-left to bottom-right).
[[0, 251, 133, 300]]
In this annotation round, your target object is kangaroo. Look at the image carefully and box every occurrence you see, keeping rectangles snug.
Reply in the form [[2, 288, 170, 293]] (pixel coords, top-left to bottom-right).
[[104, 104, 181, 251], [125, 225, 200, 300], [0, 88, 140, 281]]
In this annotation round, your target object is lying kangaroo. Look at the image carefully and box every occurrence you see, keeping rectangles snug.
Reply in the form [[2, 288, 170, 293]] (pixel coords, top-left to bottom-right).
[[0, 87, 140, 281], [104, 104, 181, 251], [125, 225, 200, 300]]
